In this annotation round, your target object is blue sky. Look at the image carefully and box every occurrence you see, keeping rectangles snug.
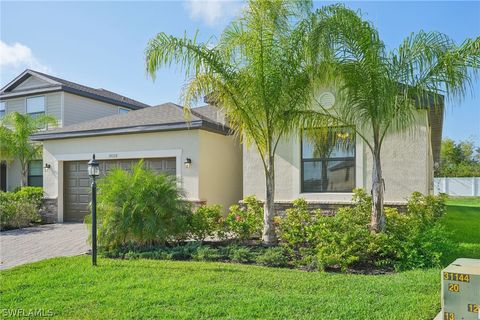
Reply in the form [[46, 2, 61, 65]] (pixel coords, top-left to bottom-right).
[[1, 1, 479, 142]]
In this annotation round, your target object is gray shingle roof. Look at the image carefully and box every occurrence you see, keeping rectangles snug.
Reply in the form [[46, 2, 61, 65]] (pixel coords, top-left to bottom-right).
[[1, 69, 150, 110], [32, 103, 231, 140]]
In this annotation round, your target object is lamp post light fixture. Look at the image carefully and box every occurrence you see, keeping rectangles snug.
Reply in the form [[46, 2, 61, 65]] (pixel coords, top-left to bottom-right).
[[87, 154, 100, 266]]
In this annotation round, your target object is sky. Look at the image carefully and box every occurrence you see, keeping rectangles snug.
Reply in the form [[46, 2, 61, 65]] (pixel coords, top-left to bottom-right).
[[1, 1, 479, 142]]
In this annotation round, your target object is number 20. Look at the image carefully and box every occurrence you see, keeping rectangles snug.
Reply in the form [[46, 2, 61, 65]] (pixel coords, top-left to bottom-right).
[[448, 283, 459, 292]]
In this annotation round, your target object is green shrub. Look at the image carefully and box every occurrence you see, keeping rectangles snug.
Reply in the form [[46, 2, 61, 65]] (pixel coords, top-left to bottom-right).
[[190, 205, 224, 241], [226, 196, 263, 241], [381, 193, 453, 271], [0, 188, 43, 230], [193, 246, 222, 261], [14, 187, 44, 208], [229, 246, 255, 263], [275, 198, 323, 263], [256, 247, 289, 267], [169, 242, 201, 260], [95, 161, 192, 249], [315, 199, 374, 271], [314, 190, 452, 271]]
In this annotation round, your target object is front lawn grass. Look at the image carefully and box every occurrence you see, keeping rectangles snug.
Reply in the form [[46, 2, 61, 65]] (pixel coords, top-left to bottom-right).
[[440, 197, 480, 264], [1, 202, 479, 320], [446, 196, 480, 207], [0, 257, 439, 320]]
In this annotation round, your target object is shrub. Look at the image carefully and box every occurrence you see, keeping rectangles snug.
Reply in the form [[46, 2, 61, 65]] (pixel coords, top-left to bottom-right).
[[381, 193, 453, 271], [256, 247, 289, 267], [275, 198, 323, 263], [95, 161, 192, 249], [0, 187, 43, 230], [169, 242, 201, 260], [228, 246, 255, 263], [314, 190, 452, 271], [14, 187, 44, 208], [192, 246, 222, 261], [225, 196, 263, 241], [190, 205, 224, 241], [315, 201, 374, 271]]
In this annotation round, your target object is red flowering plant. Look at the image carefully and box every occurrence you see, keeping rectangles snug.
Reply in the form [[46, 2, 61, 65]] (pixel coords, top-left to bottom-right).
[[226, 196, 263, 242]]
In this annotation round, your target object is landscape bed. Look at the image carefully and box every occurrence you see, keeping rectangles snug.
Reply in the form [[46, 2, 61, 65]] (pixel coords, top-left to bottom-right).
[[1, 200, 478, 319]]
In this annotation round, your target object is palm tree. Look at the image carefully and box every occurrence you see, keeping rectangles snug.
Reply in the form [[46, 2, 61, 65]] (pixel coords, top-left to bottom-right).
[[145, 0, 325, 243], [305, 5, 480, 232], [0, 112, 57, 187]]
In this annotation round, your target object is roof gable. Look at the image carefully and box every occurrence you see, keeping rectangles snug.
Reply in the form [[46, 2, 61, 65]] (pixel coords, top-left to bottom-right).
[[0, 69, 150, 110], [1, 70, 60, 94], [11, 74, 56, 92]]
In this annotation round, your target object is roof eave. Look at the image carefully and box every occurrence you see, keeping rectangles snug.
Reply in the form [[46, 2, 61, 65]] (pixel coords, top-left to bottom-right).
[[31, 120, 232, 141], [0, 86, 63, 99], [60, 86, 148, 110]]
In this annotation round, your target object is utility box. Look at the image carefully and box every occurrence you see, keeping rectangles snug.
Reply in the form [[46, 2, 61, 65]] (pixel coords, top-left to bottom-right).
[[442, 258, 480, 320]]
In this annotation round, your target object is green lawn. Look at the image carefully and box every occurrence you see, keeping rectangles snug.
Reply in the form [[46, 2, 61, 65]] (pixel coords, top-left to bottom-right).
[[1, 200, 479, 320], [446, 196, 480, 207], [441, 197, 480, 264]]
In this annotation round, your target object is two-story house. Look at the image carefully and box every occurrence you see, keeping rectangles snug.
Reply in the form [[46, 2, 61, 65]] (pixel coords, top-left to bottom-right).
[[0, 69, 150, 191]]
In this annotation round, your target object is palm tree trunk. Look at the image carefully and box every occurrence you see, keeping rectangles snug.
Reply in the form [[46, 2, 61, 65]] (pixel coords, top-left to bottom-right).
[[370, 149, 385, 232], [321, 161, 329, 191], [21, 163, 28, 187], [262, 154, 276, 244]]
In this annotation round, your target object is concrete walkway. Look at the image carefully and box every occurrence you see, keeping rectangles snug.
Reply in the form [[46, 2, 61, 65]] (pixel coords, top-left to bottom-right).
[[0, 223, 89, 270]]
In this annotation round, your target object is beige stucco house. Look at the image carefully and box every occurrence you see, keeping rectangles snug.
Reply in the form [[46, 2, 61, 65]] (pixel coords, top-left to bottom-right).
[[0, 69, 149, 192], [3, 70, 442, 223], [244, 102, 443, 210], [31, 103, 243, 222]]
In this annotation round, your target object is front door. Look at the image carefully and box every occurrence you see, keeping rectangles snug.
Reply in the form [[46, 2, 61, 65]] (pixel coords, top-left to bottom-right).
[[0, 162, 6, 192]]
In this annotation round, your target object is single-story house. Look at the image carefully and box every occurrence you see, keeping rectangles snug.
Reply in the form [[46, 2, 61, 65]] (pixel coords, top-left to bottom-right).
[[31, 103, 243, 222], [32, 97, 443, 223], [244, 97, 443, 211]]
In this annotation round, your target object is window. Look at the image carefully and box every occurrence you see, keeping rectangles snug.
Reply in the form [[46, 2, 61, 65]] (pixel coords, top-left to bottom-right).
[[26, 96, 45, 117], [301, 127, 355, 193], [0, 102, 5, 118], [118, 108, 129, 114], [28, 160, 43, 187]]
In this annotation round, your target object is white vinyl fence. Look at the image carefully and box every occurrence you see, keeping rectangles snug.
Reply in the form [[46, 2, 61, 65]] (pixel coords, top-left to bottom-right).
[[434, 177, 480, 196]]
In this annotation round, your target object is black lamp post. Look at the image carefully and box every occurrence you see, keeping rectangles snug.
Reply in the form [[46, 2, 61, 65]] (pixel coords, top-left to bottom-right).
[[88, 154, 100, 266]]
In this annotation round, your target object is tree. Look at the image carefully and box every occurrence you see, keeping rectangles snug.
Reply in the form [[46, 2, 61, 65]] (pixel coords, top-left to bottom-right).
[[437, 138, 480, 177], [0, 112, 57, 187], [304, 5, 480, 232], [145, 0, 325, 243]]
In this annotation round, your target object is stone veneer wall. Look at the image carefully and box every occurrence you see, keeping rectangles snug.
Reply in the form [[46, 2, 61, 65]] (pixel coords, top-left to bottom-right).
[[39, 198, 58, 224], [241, 200, 407, 216]]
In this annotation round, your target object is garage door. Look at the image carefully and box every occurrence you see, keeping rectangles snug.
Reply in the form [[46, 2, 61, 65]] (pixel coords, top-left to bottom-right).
[[64, 158, 176, 222]]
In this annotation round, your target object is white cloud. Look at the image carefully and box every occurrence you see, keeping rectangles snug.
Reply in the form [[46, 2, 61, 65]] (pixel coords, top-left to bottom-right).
[[0, 41, 51, 73], [184, 0, 243, 26]]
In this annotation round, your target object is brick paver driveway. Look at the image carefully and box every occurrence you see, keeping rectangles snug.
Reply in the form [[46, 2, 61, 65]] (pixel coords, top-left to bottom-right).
[[0, 223, 89, 270]]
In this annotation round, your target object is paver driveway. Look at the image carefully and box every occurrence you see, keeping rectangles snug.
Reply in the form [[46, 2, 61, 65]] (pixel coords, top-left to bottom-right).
[[0, 223, 89, 270]]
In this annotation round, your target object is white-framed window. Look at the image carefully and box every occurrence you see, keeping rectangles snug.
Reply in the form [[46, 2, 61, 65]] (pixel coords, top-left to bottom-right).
[[26, 96, 45, 117], [0, 102, 5, 118], [118, 107, 129, 114]]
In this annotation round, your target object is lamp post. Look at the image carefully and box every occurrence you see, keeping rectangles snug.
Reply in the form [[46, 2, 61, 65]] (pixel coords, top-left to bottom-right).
[[87, 154, 100, 266]]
